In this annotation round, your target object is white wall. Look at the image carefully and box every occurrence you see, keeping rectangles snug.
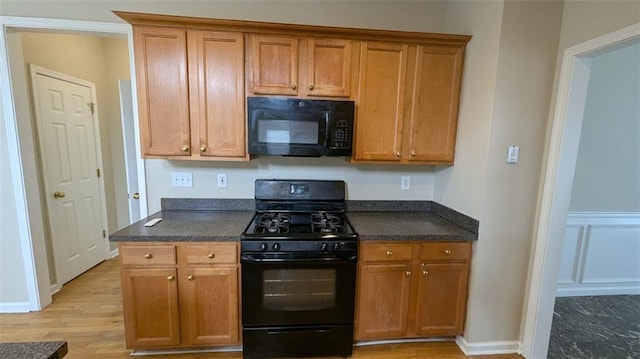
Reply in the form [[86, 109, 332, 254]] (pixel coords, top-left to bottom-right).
[[569, 42, 640, 212], [441, 0, 564, 347], [0, 89, 30, 304], [145, 158, 435, 213]]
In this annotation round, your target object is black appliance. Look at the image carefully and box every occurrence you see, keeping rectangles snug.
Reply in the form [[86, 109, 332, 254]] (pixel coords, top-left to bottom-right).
[[241, 179, 358, 359], [247, 97, 355, 157]]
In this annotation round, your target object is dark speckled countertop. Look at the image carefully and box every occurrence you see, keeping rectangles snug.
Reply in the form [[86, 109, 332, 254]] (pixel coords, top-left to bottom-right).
[[0, 341, 68, 358], [109, 198, 478, 242], [109, 210, 254, 242], [347, 212, 477, 241]]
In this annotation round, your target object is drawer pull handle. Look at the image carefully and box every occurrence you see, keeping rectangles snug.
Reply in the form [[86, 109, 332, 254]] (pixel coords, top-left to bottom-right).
[[386, 251, 393, 257], [144, 254, 153, 259], [187, 275, 194, 281], [208, 253, 215, 259], [405, 271, 412, 277], [422, 270, 429, 276], [167, 275, 175, 281], [444, 249, 452, 255]]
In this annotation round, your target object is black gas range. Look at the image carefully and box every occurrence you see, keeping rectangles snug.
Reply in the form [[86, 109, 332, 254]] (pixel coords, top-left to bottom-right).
[[240, 179, 358, 359]]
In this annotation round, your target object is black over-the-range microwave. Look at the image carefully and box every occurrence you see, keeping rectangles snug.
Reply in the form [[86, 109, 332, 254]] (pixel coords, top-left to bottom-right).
[[247, 97, 355, 157]]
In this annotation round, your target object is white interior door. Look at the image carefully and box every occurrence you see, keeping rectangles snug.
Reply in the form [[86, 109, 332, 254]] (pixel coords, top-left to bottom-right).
[[118, 79, 141, 223], [30, 65, 108, 286]]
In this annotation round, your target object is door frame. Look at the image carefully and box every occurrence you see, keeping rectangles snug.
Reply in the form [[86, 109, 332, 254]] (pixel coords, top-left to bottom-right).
[[30, 64, 110, 291], [520, 23, 640, 358], [0, 16, 148, 311]]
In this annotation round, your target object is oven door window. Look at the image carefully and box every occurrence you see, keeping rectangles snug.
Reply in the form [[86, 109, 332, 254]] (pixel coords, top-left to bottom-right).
[[263, 269, 335, 311], [242, 260, 356, 326]]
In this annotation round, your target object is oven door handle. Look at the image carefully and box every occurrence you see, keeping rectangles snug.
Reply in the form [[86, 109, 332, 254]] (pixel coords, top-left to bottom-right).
[[241, 254, 357, 263]]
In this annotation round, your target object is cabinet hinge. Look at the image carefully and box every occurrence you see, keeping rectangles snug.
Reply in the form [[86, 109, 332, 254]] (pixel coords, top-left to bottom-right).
[[97, 168, 101, 177], [102, 230, 106, 238], [88, 102, 95, 114]]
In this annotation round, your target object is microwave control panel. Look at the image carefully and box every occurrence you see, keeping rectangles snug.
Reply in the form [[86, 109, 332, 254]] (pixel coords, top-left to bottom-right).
[[329, 117, 352, 149]]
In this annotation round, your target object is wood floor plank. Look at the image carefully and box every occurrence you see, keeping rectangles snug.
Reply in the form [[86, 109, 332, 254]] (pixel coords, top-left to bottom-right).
[[0, 259, 523, 358]]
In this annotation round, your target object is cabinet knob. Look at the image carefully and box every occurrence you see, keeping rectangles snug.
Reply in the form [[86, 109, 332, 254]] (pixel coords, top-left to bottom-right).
[[395, 151, 401, 158], [422, 270, 429, 276], [308, 84, 314, 90], [167, 275, 175, 281], [411, 150, 416, 157], [291, 83, 297, 90], [181, 145, 190, 153], [386, 251, 393, 257], [208, 253, 215, 259], [144, 254, 153, 259], [444, 249, 452, 255], [200, 146, 207, 152], [405, 271, 412, 277], [187, 275, 194, 281], [132, 192, 140, 200]]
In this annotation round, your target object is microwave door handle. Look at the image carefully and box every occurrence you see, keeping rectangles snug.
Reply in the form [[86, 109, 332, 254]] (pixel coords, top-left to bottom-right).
[[323, 112, 330, 147]]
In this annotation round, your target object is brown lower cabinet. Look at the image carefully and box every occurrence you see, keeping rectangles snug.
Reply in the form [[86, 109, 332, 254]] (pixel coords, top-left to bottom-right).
[[355, 241, 471, 341], [119, 242, 240, 349], [119, 240, 470, 350]]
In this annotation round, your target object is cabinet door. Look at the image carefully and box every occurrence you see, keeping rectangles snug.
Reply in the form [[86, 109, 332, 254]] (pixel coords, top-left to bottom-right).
[[121, 267, 180, 348], [415, 262, 469, 336], [133, 26, 190, 156], [179, 267, 240, 346], [407, 45, 464, 163], [306, 38, 353, 97], [356, 263, 413, 340], [188, 31, 246, 158], [249, 34, 299, 95], [354, 41, 408, 161]]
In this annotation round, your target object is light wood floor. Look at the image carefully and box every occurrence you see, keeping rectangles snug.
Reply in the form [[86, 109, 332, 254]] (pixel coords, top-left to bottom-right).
[[0, 259, 523, 359]]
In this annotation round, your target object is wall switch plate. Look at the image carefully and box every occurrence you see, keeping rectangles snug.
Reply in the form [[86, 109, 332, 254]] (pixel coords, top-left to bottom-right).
[[401, 176, 411, 190], [217, 174, 228, 188], [507, 145, 520, 164], [172, 172, 192, 187]]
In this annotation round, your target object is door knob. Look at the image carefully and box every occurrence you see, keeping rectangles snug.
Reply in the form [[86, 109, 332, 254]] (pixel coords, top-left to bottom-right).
[[132, 193, 140, 200], [53, 191, 65, 199]]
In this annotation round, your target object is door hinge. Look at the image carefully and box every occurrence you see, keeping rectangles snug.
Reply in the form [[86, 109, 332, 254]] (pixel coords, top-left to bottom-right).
[[97, 168, 101, 177], [102, 230, 106, 238], [88, 102, 95, 114]]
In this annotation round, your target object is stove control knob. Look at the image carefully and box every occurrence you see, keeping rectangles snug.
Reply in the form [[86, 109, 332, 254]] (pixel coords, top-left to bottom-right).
[[273, 243, 281, 251], [259, 243, 268, 251], [321, 243, 329, 252], [333, 242, 340, 251]]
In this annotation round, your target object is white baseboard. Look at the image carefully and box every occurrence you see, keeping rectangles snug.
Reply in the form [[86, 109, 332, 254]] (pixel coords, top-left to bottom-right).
[[455, 336, 521, 356], [0, 301, 33, 313], [110, 247, 119, 258], [556, 285, 640, 297]]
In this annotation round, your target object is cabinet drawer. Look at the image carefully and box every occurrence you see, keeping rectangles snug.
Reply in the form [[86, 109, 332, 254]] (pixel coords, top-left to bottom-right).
[[179, 244, 238, 265], [420, 242, 471, 261], [120, 245, 176, 266], [361, 244, 413, 262]]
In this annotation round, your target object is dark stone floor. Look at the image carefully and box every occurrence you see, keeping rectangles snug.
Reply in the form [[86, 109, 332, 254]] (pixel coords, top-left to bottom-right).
[[548, 295, 640, 359]]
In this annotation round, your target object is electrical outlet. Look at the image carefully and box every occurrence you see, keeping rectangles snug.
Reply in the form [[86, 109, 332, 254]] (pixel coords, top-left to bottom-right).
[[507, 145, 520, 164], [172, 172, 192, 187], [217, 174, 228, 188], [401, 176, 411, 190]]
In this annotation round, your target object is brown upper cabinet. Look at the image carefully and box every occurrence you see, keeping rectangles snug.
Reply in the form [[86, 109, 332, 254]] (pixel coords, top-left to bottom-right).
[[116, 11, 470, 164], [248, 34, 355, 98], [353, 42, 465, 164], [132, 26, 247, 160]]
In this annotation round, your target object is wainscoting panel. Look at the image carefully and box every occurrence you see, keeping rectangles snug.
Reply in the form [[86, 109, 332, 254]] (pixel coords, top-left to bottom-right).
[[557, 212, 640, 297]]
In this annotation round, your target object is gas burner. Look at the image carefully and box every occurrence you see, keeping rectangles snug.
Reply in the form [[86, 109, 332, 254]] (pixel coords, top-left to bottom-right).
[[311, 212, 345, 234], [256, 213, 290, 234]]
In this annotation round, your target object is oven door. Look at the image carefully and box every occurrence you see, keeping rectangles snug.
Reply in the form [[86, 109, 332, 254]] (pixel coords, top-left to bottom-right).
[[241, 255, 356, 327]]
